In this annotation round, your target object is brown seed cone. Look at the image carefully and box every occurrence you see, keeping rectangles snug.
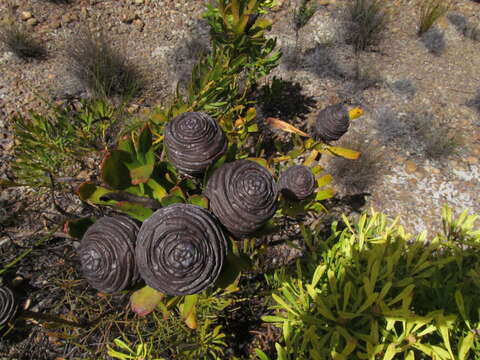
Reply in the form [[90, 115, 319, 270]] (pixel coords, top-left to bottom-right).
[[314, 104, 350, 142], [165, 112, 227, 176], [0, 286, 17, 326], [278, 165, 316, 201], [204, 160, 278, 237], [136, 204, 227, 295], [78, 216, 140, 293]]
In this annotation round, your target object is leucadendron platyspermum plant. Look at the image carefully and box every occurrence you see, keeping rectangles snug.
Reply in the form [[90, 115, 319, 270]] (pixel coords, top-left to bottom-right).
[[65, 0, 367, 335], [260, 205, 480, 360]]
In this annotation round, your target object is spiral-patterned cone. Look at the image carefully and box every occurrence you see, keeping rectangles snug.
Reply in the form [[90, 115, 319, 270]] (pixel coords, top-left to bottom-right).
[[165, 112, 227, 176], [314, 104, 350, 142], [0, 286, 17, 326], [78, 216, 140, 293], [278, 165, 316, 201], [204, 160, 278, 237], [136, 204, 227, 295]]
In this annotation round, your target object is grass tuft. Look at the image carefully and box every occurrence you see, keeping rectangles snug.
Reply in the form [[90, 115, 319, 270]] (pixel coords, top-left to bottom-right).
[[0, 23, 46, 60], [418, 0, 452, 36], [328, 135, 385, 194], [65, 29, 142, 98], [408, 112, 461, 160], [345, 0, 389, 52], [420, 28, 446, 56]]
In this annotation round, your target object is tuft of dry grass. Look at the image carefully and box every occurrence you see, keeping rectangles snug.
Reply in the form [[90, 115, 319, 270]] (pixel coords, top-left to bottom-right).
[[65, 29, 142, 98], [345, 0, 389, 52], [418, 0, 452, 36], [328, 135, 385, 194], [0, 23, 46, 60]]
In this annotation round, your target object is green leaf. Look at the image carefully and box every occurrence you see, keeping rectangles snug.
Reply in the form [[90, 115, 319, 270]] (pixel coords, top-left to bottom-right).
[[113, 202, 153, 222], [255, 349, 271, 360], [147, 178, 168, 201], [181, 294, 198, 329], [188, 194, 209, 209], [160, 195, 185, 207], [78, 182, 116, 205], [246, 157, 269, 169], [458, 332, 474, 360], [169, 186, 186, 200], [65, 217, 95, 239], [315, 188, 335, 201], [138, 124, 153, 155], [130, 286, 165, 317], [101, 150, 132, 190], [321, 145, 361, 160], [316, 174, 333, 187]]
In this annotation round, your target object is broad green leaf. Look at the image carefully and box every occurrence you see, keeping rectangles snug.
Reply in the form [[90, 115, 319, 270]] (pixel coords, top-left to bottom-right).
[[78, 182, 116, 205], [147, 178, 168, 201], [188, 194, 209, 209], [316, 174, 333, 187], [317, 145, 360, 160], [315, 188, 335, 201], [130, 286, 165, 317], [160, 195, 185, 207], [113, 202, 153, 222], [246, 157, 269, 169], [101, 150, 132, 190], [65, 217, 95, 239], [169, 186, 186, 200], [181, 294, 199, 329], [138, 124, 153, 155]]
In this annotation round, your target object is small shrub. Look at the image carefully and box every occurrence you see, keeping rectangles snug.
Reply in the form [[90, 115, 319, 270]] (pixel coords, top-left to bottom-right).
[[263, 207, 480, 359], [390, 78, 416, 99], [466, 89, 480, 115], [0, 23, 46, 60], [345, 0, 389, 52], [328, 135, 384, 194], [409, 111, 460, 159], [418, 0, 452, 36], [449, 13, 480, 41], [373, 106, 409, 142], [65, 29, 142, 98], [420, 27, 446, 56]]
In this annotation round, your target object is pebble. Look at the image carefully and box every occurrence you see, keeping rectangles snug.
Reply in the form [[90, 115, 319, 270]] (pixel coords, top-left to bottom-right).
[[405, 160, 417, 174], [466, 156, 478, 165], [134, 0, 144, 4], [121, 11, 138, 23], [26, 18, 38, 27], [21, 11, 33, 21], [133, 18, 145, 31]]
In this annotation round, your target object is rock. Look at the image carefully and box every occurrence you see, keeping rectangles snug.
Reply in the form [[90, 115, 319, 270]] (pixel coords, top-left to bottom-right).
[[121, 11, 138, 24], [133, 18, 144, 31], [61, 14, 77, 24], [26, 18, 38, 27], [134, 0, 144, 4], [21, 11, 33, 21], [49, 21, 61, 30], [405, 160, 417, 174], [466, 156, 478, 165], [80, 7, 89, 19], [299, 9, 343, 48], [127, 104, 139, 113]]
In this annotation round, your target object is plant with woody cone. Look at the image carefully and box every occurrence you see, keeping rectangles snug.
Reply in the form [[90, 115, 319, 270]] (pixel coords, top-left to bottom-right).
[[0, 286, 17, 327], [164, 112, 227, 176], [135, 204, 228, 296], [78, 216, 140, 294], [204, 159, 278, 238], [277, 165, 316, 201]]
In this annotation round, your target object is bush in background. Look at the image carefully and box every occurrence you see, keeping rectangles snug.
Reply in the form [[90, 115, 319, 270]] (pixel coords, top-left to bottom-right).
[[0, 22, 46, 60], [261, 206, 480, 359]]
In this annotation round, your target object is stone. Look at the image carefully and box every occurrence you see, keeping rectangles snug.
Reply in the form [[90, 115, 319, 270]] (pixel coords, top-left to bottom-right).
[[26, 18, 38, 27], [134, 0, 144, 4], [121, 11, 138, 24], [20, 11, 33, 21], [133, 18, 144, 31], [405, 160, 417, 174], [466, 156, 478, 165]]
